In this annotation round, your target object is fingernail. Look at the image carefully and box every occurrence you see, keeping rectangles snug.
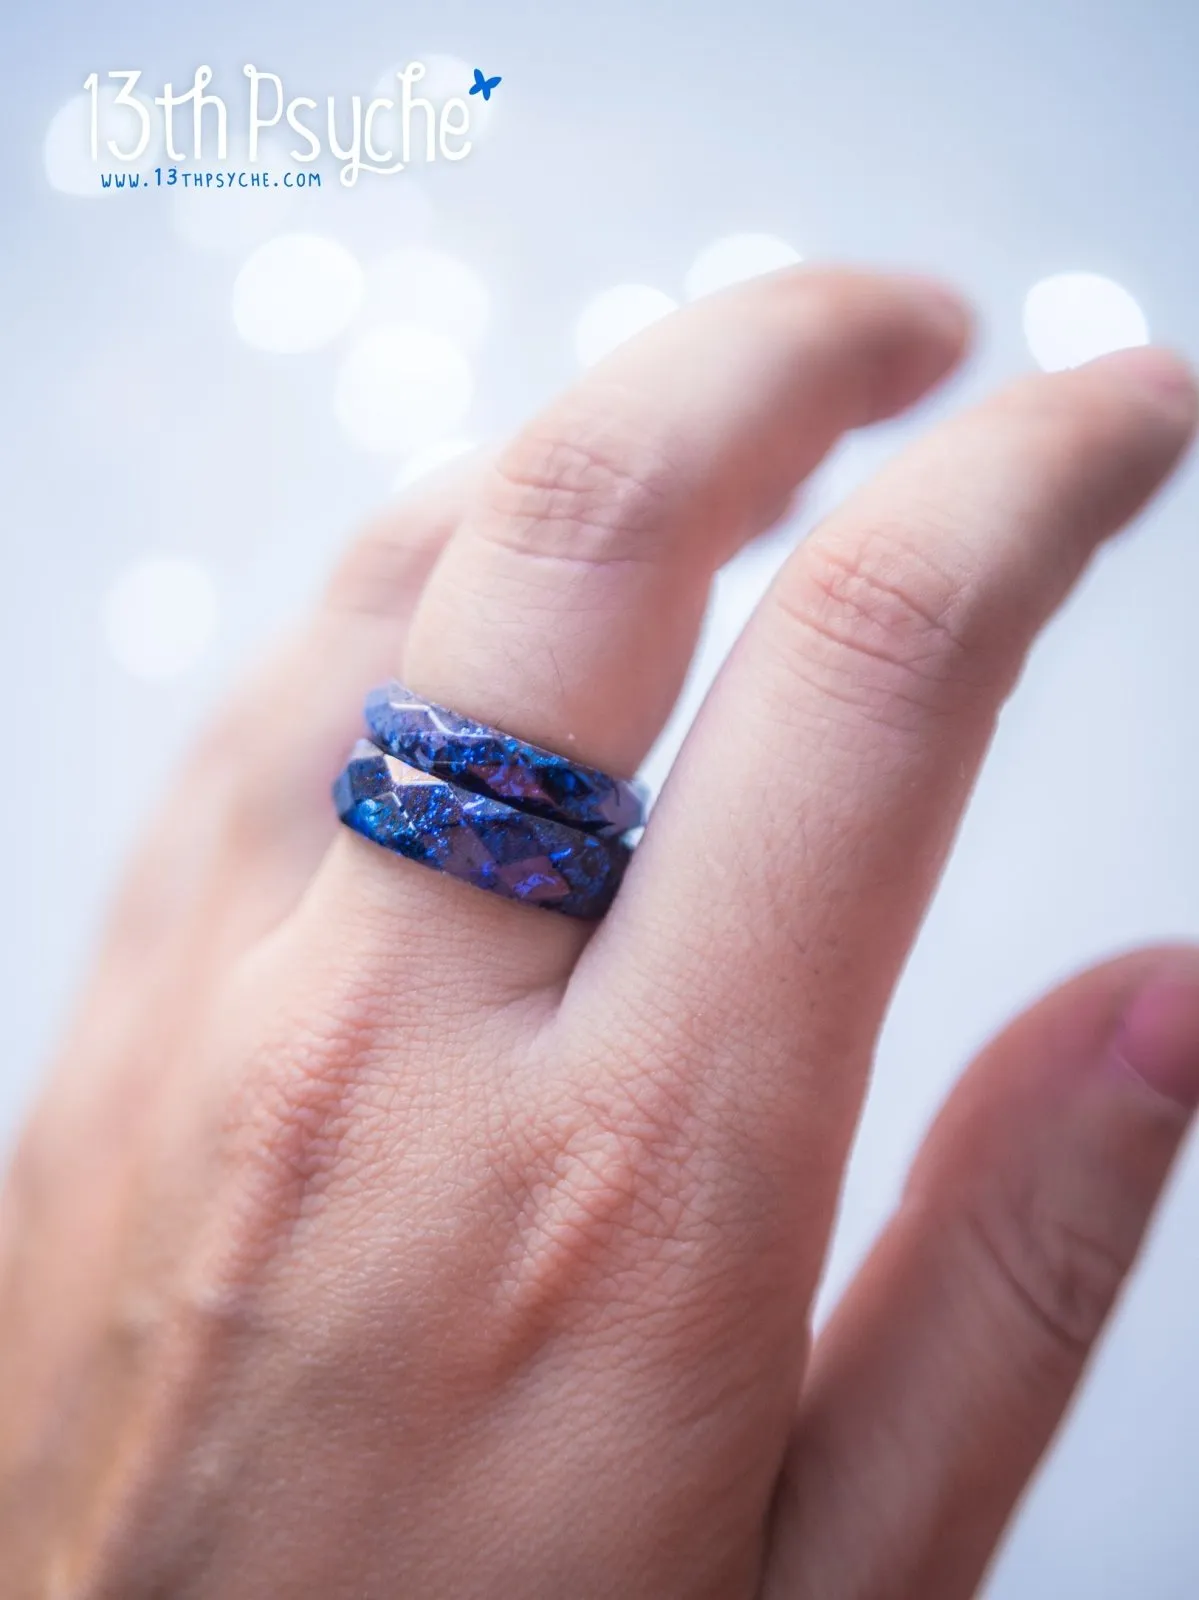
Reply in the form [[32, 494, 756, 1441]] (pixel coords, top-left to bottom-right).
[[895, 275, 973, 342], [1096, 346, 1199, 414], [1112, 959, 1199, 1109]]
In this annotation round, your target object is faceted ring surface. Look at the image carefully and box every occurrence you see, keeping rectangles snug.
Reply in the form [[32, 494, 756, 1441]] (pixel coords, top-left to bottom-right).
[[334, 740, 631, 920], [363, 680, 647, 838]]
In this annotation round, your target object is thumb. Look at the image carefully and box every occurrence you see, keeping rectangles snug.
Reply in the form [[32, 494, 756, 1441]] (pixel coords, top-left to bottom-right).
[[765, 946, 1199, 1600]]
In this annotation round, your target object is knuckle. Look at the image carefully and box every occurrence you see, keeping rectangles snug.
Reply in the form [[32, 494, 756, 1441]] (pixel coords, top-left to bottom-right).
[[774, 524, 981, 723], [208, 976, 435, 1276], [482, 396, 676, 569], [959, 1175, 1132, 1362], [494, 1064, 723, 1330], [220, 1019, 370, 1250]]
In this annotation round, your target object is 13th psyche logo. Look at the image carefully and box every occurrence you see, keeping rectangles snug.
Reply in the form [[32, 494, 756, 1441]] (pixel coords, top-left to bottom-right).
[[81, 63, 492, 187]]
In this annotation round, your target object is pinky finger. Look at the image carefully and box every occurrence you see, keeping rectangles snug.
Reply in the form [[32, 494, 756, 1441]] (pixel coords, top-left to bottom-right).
[[764, 948, 1199, 1600]]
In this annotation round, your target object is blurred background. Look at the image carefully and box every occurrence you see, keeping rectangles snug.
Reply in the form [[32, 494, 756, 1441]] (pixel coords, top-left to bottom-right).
[[3, 0, 1198, 1592]]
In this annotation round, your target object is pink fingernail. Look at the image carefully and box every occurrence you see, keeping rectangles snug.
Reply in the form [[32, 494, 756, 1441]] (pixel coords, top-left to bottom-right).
[[1099, 346, 1199, 408], [1112, 960, 1199, 1109], [897, 275, 973, 340]]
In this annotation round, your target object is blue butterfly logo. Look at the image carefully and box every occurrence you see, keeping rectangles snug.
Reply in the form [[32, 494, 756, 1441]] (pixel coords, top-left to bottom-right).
[[470, 68, 502, 101]]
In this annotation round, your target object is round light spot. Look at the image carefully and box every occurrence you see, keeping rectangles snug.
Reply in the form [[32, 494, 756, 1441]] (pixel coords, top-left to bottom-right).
[[44, 86, 162, 197], [684, 233, 802, 301], [102, 558, 218, 680], [574, 285, 678, 368], [365, 247, 490, 350], [233, 234, 364, 354], [335, 325, 473, 454], [1023, 272, 1150, 372]]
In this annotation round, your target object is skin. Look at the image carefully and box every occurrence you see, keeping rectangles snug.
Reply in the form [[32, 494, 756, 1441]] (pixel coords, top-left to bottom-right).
[[2, 266, 1199, 1599]]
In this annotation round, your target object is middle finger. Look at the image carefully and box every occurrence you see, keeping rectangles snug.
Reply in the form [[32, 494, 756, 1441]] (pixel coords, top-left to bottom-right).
[[403, 268, 968, 778]]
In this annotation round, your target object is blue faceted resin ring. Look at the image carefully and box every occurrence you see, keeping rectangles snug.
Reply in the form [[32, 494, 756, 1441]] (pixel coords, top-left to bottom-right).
[[363, 680, 647, 838], [334, 741, 630, 920]]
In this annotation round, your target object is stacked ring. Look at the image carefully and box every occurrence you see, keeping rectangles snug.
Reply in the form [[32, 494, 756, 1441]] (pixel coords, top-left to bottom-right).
[[334, 686, 644, 919], [363, 681, 647, 837]]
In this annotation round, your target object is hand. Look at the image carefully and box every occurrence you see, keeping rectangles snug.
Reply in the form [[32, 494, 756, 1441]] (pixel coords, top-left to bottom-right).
[[3, 268, 1197, 1600]]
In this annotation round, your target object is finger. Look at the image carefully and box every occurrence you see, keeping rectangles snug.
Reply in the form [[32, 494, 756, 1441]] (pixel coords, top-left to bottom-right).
[[587, 349, 1197, 1283], [401, 267, 970, 779], [764, 948, 1199, 1600], [315, 270, 969, 965]]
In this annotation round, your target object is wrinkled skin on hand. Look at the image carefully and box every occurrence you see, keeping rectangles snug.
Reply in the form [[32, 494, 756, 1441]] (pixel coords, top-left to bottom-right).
[[3, 269, 1198, 1599]]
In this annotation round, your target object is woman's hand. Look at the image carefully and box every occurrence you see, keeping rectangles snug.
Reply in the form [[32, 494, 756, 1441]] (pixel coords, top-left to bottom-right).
[[3, 268, 1198, 1600]]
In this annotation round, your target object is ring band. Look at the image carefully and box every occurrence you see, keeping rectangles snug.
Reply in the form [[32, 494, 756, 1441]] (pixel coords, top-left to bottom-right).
[[334, 740, 631, 919], [363, 681, 647, 837]]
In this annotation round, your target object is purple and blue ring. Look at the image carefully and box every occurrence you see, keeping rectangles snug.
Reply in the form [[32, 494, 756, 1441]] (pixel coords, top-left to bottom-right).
[[334, 740, 630, 920], [363, 681, 647, 838]]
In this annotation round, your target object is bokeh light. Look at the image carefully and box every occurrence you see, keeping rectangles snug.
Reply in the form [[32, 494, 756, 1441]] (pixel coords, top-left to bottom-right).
[[683, 232, 803, 300], [1023, 272, 1150, 372], [364, 247, 490, 350], [574, 285, 678, 368], [232, 234, 364, 354], [101, 557, 218, 680], [334, 325, 474, 453]]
